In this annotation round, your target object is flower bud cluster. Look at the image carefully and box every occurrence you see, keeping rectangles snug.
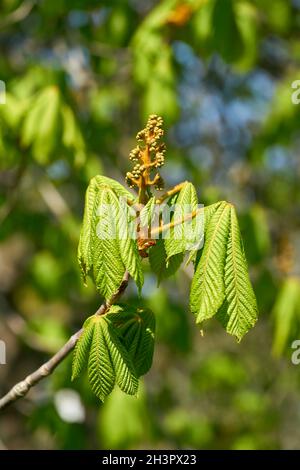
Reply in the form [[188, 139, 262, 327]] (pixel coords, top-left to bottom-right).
[[127, 115, 166, 190]]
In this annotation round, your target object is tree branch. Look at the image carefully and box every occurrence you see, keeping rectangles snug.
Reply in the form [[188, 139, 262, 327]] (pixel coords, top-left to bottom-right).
[[0, 328, 83, 411], [150, 207, 204, 238], [0, 272, 130, 411], [155, 181, 188, 204]]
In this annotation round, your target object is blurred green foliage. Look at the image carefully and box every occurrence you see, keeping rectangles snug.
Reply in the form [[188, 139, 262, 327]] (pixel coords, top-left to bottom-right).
[[0, 0, 300, 450]]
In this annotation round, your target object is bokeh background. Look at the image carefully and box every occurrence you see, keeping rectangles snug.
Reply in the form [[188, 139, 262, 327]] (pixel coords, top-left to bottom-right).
[[1, 0, 300, 450]]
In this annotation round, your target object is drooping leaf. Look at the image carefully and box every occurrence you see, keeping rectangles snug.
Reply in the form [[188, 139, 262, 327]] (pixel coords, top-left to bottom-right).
[[78, 176, 142, 297], [78, 177, 99, 282], [107, 305, 155, 377], [185, 202, 222, 266], [216, 205, 258, 341], [127, 308, 155, 376], [104, 319, 139, 396], [72, 313, 139, 401], [204, 201, 224, 231], [72, 316, 94, 381], [91, 188, 126, 299], [88, 318, 115, 401], [190, 201, 231, 324]]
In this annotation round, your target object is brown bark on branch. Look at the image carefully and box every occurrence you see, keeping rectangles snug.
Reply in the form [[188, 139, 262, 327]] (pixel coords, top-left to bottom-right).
[[0, 272, 130, 411], [0, 329, 83, 411]]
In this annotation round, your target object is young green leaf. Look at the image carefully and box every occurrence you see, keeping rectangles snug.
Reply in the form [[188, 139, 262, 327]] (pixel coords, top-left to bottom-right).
[[72, 316, 94, 381], [190, 201, 231, 324], [185, 202, 221, 267], [103, 319, 139, 396], [216, 206, 258, 341], [140, 196, 156, 229], [126, 308, 155, 377], [164, 182, 200, 260], [72, 313, 139, 401], [116, 195, 144, 293], [107, 305, 155, 377], [93, 175, 135, 203], [204, 201, 224, 231], [78, 177, 100, 283], [78, 176, 142, 297], [149, 239, 184, 285], [88, 318, 115, 401], [91, 188, 126, 299]]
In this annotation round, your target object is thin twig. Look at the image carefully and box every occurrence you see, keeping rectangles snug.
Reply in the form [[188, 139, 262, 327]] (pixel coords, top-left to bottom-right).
[[105, 271, 129, 309], [0, 329, 83, 411], [155, 181, 188, 204], [150, 207, 204, 238], [0, 272, 130, 411]]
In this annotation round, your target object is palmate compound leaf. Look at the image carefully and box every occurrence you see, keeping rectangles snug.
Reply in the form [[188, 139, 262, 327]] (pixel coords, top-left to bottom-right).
[[216, 205, 258, 341], [72, 314, 138, 401], [164, 182, 202, 261], [149, 239, 184, 285], [106, 304, 155, 377], [190, 201, 231, 324], [190, 201, 258, 340], [78, 175, 143, 298]]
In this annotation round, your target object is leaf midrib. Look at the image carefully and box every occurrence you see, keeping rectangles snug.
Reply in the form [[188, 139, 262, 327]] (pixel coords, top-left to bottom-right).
[[200, 202, 229, 287]]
